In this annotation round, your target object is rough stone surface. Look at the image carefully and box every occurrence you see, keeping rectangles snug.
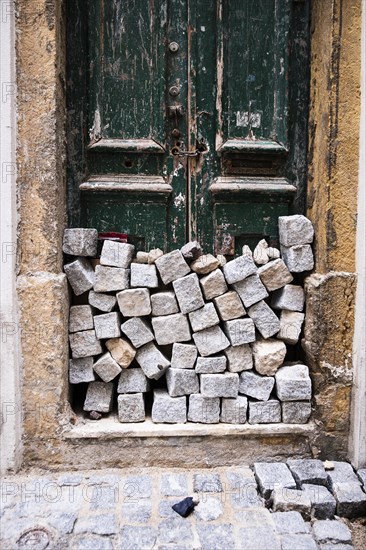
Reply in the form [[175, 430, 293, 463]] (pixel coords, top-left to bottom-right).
[[155, 250, 190, 284], [216, 254, 227, 266], [69, 357, 96, 384], [254, 462, 296, 499], [224, 344, 253, 373], [120, 525, 157, 549], [281, 244, 314, 272], [271, 284, 305, 312], [189, 303, 220, 332], [83, 381, 114, 412], [239, 509, 280, 550], [357, 469, 366, 488], [151, 390, 187, 423], [200, 269, 228, 300], [281, 534, 317, 550], [223, 318, 256, 346], [190, 253, 219, 274], [272, 511, 310, 534], [287, 459, 328, 487], [117, 368, 149, 394], [151, 291, 179, 316], [69, 329, 103, 359], [195, 356, 226, 374], [188, 394, 220, 423], [121, 317, 154, 348], [277, 310, 305, 344], [147, 248, 164, 264], [157, 517, 193, 546], [88, 290, 117, 313], [180, 240, 202, 260], [248, 399, 281, 424], [166, 368, 199, 397], [200, 372, 239, 398], [312, 520, 352, 545], [194, 496, 224, 521], [194, 473, 223, 492], [247, 300, 281, 339], [105, 337, 136, 368], [275, 365, 312, 401], [253, 239, 270, 265], [94, 312, 121, 339], [272, 488, 312, 519], [69, 305, 94, 333], [233, 274, 269, 308], [332, 482, 366, 518], [221, 396, 248, 424], [252, 338, 286, 376], [282, 401, 312, 424], [239, 371, 275, 401], [268, 247, 280, 260], [278, 215, 314, 247], [135, 342, 170, 380], [171, 343, 198, 369], [117, 393, 145, 423], [222, 254, 257, 284], [173, 273, 205, 314], [152, 313, 191, 345], [134, 251, 149, 264], [117, 288, 151, 317], [258, 259, 293, 292], [302, 484, 337, 519], [327, 461, 361, 486], [94, 265, 129, 292], [161, 473, 188, 496], [93, 352, 122, 383], [192, 325, 230, 356], [64, 257, 95, 295], [130, 263, 159, 288], [100, 240, 135, 268], [63, 228, 98, 257], [197, 524, 235, 550], [213, 290, 246, 321]]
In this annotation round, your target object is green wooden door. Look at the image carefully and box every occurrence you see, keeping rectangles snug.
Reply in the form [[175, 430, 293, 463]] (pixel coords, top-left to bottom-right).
[[67, 0, 309, 254]]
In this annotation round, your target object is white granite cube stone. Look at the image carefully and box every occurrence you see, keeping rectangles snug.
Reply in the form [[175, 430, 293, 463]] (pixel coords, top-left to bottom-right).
[[275, 365, 312, 401], [258, 259, 293, 292], [252, 338, 287, 376], [271, 285, 305, 312], [281, 244, 314, 273], [171, 343, 197, 369], [200, 269, 228, 300], [69, 329, 103, 359], [88, 290, 117, 313], [247, 300, 280, 339], [105, 337, 136, 368], [213, 291, 246, 321], [278, 215, 314, 247], [117, 368, 150, 393], [221, 396, 248, 424], [192, 325, 230, 356], [224, 344, 253, 373], [190, 254, 219, 274], [151, 389, 187, 423], [64, 257, 95, 295], [94, 265, 129, 292], [248, 399, 281, 424], [94, 312, 121, 339], [93, 352, 122, 383], [188, 394, 220, 423], [83, 381, 114, 413], [151, 291, 179, 316], [173, 273, 204, 314], [200, 372, 239, 398], [195, 356, 227, 374], [130, 263, 159, 288], [155, 250, 190, 284], [63, 228, 98, 257], [282, 402, 311, 424], [223, 318, 256, 346], [118, 393, 145, 423], [69, 357, 96, 384], [100, 240, 135, 268], [181, 240, 202, 261], [277, 310, 305, 345], [135, 342, 170, 380], [232, 274, 269, 308], [223, 254, 257, 284], [188, 303, 220, 332], [69, 305, 94, 333], [151, 313, 191, 345], [121, 317, 154, 348], [166, 368, 199, 397], [239, 371, 275, 401], [117, 288, 151, 317]]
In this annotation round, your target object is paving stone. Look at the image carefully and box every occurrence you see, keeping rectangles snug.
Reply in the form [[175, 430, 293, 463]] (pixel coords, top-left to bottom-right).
[[105, 337, 136, 368], [192, 325, 230, 356], [117, 368, 149, 393], [271, 284, 305, 312], [180, 240, 202, 260], [195, 355, 226, 374], [275, 364, 312, 401], [117, 288, 151, 317], [225, 469, 263, 508], [253, 239, 270, 265], [281, 534, 317, 550], [258, 258, 293, 292], [64, 257, 95, 295], [277, 310, 305, 344], [249, 399, 281, 424], [69, 357, 96, 384], [272, 487, 312, 519], [147, 247, 164, 264], [318, 544, 354, 550], [302, 484, 337, 519], [222, 254, 257, 284], [74, 513, 116, 535], [188, 303, 220, 332], [239, 508, 280, 550], [161, 473, 188, 497], [194, 496, 223, 521], [118, 393, 145, 422], [69, 305, 94, 333], [100, 240, 135, 268], [69, 329, 103, 358], [199, 268, 228, 300], [188, 394, 220, 423], [282, 401, 312, 424], [48, 512, 77, 535], [224, 344, 253, 373], [233, 274, 269, 308], [155, 250, 190, 284], [124, 475, 152, 498], [151, 291, 179, 316], [247, 300, 281, 339], [135, 342, 170, 380], [94, 265, 129, 292], [254, 462, 297, 500], [223, 318, 256, 346], [152, 313, 191, 345], [120, 525, 157, 550], [130, 263, 159, 288], [171, 343, 197, 369], [279, 215, 314, 246], [63, 228, 98, 257], [158, 518, 193, 545], [151, 389, 187, 423], [220, 396, 247, 423], [94, 312, 121, 339], [213, 290, 246, 321], [190, 253, 219, 275], [121, 317, 154, 348], [252, 338, 286, 376], [312, 519, 352, 545], [121, 499, 152, 523], [272, 511, 310, 534], [194, 473, 223, 492], [326, 461, 360, 486], [239, 371, 275, 401], [73, 535, 114, 550], [287, 459, 328, 487], [166, 368, 199, 397], [159, 499, 182, 518], [89, 484, 119, 510], [357, 468, 366, 488], [134, 251, 149, 263], [332, 482, 366, 518], [200, 372, 239, 398], [197, 524, 235, 550], [88, 290, 117, 312], [93, 352, 122, 382], [173, 273, 205, 314], [83, 381, 114, 412], [281, 244, 314, 272]]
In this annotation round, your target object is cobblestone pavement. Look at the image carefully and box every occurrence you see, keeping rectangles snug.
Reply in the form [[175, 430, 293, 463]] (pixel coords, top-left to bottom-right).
[[1, 463, 365, 549]]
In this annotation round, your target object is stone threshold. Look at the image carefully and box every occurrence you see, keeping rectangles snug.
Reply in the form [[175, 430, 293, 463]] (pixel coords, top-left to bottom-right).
[[65, 417, 316, 439]]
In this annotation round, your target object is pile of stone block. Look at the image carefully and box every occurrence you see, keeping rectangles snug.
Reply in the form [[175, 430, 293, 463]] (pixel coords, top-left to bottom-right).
[[64, 215, 314, 424]]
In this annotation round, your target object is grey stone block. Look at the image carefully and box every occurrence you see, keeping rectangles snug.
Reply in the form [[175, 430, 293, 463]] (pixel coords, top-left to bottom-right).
[[248, 399, 281, 424], [224, 344, 253, 373], [147, 247, 164, 264], [278, 214, 314, 246], [74, 513, 117, 535], [213, 290, 246, 321], [189, 302, 220, 332], [63, 228, 98, 257], [69, 329, 103, 358], [200, 268, 228, 300], [180, 240, 202, 260], [220, 396, 248, 423], [124, 474, 152, 497], [171, 342, 197, 369], [233, 274, 269, 308], [135, 342, 170, 380], [117, 368, 149, 393], [93, 352, 122, 382], [190, 253, 219, 274], [332, 482, 366, 518], [69, 357, 96, 384], [94, 312, 121, 339], [166, 368, 199, 396], [74, 536, 114, 550], [281, 244, 314, 272], [272, 487, 312, 519], [151, 291, 179, 316], [222, 254, 257, 284], [239, 371, 275, 401], [69, 305, 94, 333], [258, 259, 293, 292], [83, 381, 114, 413], [105, 337, 136, 368], [161, 473, 188, 496], [277, 310, 305, 344], [100, 240, 135, 268], [195, 355, 226, 374], [151, 389, 186, 423], [197, 524, 235, 550], [247, 300, 281, 339], [254, 462, 296, 500], [173, 272, 205, 314], [120, 525, 157, 550], [223, 318, 256, 346], [121, 317, 154, 348], [94, 265, 129, 292], [327, 461, 360, 486], [130, 263, 159, 288], [357, 468, 366, 489], [193, 473, 223, 492], [157, 518, 193, 546], [152, 313, 191, 345], [64, 257, 95, 295], [118, 393, 145, 422], [271, 284, 305, 312], [280, 534, 317, 550], [117, 288, 151, 317], [282, 401, 312, 424], [238, 509, 280, 550], [252, 338, 286, 376], [121, 499, 152, 523], [155, 249, 190, 284], [272, 511, 310, 534], [200, 372, 239, 398], [287, 459, 328, 487], [192, 325, 230, 356], [225, 468, 263, 508], [88, 290, 117, 312], [188, 394, 220, 423], [194, 496, 223, 521], [302, 484, 337, 519], [275, 364, 312, 401], [312, 519, 352, 545]]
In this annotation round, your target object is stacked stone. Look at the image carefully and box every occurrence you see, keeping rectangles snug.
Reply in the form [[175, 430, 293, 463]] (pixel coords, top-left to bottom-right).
[[64, 215, 314, 424]]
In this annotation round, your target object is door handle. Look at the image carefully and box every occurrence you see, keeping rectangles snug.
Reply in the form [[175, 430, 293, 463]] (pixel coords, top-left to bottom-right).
[[171, 147, 200, 158]]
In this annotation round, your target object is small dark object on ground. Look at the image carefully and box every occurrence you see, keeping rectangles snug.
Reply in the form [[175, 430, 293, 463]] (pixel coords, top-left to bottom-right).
[[89, 410, 102, 420], [172, 496, 197, 518]]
